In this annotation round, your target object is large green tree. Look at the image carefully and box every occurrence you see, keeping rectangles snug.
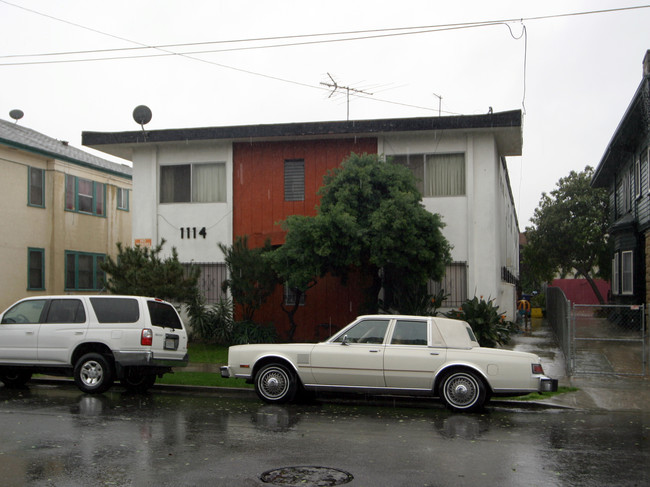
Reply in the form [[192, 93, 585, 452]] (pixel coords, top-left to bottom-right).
[[523, 166, 610, 303], [100, 239, 199, 303], [275, 152, 452, 321]]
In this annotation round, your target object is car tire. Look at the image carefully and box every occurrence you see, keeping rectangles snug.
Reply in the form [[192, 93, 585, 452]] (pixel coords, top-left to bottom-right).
[[254, 363, 298, 404], [0, 368, 32, 388], [439, 370, 487, 413], [121, 369, 156, 393], [73, 353, 114, 394]]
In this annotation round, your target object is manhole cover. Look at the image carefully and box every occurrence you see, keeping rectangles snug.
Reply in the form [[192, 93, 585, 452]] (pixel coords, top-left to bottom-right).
[[260, 466, 353, 486]]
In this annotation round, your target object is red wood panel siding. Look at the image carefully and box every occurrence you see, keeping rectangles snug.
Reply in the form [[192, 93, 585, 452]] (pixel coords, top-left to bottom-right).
[[233, 138, 377, 247], [233, 138, 377, 339]]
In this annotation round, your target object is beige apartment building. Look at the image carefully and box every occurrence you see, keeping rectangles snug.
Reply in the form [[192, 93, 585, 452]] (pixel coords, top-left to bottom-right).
[[0, 118, 132, 312]]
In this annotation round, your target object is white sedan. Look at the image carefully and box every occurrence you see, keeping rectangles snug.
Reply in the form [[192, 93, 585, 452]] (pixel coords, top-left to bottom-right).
[[220, 315, 557, 412]]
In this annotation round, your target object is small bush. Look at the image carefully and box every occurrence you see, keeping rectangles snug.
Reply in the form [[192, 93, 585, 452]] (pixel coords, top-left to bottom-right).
[[186, 295, 234, 344], [231, 320, 277, 344], [445, 296, 517, 348], [530, 292, 545, 310]]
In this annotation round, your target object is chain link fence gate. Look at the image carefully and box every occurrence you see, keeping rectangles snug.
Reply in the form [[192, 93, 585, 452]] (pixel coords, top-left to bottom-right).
[[571, 304, 646, 376]]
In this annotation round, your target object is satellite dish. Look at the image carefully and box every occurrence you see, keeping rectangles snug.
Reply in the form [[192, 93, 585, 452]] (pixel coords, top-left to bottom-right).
[[132, 105, 152, 126], [9, 109, 24, 122]]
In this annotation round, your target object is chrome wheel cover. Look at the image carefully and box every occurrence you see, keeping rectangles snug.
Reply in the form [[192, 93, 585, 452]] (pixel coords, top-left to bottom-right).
[[258, 367, 290, 400], [443, 372, 480, 408]]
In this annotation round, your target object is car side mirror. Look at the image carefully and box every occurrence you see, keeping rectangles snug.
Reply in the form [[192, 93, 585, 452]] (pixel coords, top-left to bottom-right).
[[341, 334, 349, 346]]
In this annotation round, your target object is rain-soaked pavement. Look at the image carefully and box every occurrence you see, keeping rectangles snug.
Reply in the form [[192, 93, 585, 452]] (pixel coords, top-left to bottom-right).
[[0, 383, 648, 486]]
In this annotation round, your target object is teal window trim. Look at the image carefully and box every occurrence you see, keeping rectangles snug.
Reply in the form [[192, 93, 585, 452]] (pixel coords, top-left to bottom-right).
[[27, 247, 45, 291], [117, 187, 130, 211], [27, 166, 45, 208], [64, 175, 106, 217], [65, 250, 106, 291]]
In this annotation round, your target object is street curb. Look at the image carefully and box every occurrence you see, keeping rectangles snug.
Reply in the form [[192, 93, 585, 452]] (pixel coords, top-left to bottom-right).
[[29, 377, 571, 410]]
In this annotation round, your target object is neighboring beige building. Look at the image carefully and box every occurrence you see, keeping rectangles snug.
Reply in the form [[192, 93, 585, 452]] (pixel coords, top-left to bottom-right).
[[0, 118, 132, 312]]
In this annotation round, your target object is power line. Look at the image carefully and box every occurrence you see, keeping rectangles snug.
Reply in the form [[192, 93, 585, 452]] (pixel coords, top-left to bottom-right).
[[1, 3, 648, 64], [1, 1, 645, 116]]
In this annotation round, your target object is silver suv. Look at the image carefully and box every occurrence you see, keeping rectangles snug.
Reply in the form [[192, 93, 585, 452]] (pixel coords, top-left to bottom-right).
[[0, 295, 188, 393]]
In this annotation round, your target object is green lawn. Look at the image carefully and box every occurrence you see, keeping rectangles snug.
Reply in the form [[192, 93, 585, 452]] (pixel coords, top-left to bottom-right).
[[157, 342, 252, 388], [185, 342, 229, 364]]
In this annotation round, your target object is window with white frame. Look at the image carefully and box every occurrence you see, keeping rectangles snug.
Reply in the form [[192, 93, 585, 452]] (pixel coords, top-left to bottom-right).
[[160, 162, 226, 203], [393, 153, 465, 197], [612, 253, 619, 295], [621, 250, 633, 295], [117, 187, 129, 210], [644, 147, 650, 195], [635, 156, 641, 199]]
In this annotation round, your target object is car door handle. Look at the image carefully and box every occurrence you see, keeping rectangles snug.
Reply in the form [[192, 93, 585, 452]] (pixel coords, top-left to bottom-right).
[[74, 331, 84, 335], [369, 349, 380, 353], [26, 331, 35, 335], [430, 352, 440, 355]]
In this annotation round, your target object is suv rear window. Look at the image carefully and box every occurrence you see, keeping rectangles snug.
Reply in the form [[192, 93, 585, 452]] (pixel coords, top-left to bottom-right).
[[147, 301, 183, 330], [90, 298, 140, 323]]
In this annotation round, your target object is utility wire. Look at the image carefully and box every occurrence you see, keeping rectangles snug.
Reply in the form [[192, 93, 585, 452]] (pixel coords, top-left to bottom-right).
[[1, 1, 644, 115], [1, 2, 648, 63]]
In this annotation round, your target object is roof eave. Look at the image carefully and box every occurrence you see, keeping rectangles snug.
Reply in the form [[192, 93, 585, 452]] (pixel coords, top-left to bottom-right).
[[82, 110, 522, 162], [592, 76, 649, 188]]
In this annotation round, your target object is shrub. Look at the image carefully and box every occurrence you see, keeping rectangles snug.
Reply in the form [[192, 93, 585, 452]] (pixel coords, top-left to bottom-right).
[[231, 320, 277, 344], [186, 295, 234, 344], [530, 292, 545, 310], [445, 296, 517, 348]]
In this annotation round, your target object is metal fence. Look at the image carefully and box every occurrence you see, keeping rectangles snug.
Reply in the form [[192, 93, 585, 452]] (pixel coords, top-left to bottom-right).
[[183, 262, 228, 303], [571, 304, 646, 376], [546, 287, 647, 376], [546, 287, 572, 365]]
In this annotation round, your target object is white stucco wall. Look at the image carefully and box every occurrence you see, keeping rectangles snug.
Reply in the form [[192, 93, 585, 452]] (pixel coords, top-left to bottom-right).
[[131, 141, 233, 263], [379, 131, 518, 318]]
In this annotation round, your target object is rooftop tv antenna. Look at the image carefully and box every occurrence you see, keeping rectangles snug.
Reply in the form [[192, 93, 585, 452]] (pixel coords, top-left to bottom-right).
[[321, 73, 373, 120], [132, 105, 152, 141], [9, 109, 24, 124], [432, 93, 442, 117]]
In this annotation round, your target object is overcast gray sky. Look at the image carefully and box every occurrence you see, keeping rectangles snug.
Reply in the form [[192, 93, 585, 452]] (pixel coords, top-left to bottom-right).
[[1, 0, 649, 227]]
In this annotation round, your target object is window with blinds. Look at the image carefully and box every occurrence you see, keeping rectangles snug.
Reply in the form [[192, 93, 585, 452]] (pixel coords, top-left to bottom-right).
[[392, 153, 465, 197], [284, 159, 305, 201]]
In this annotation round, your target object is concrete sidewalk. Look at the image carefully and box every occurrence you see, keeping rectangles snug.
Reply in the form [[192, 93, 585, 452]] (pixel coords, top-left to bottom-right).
[[505, 317, 650, 412]]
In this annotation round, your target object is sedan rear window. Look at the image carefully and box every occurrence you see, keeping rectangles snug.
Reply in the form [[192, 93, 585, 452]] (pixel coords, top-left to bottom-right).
[[147, 301, 183, 330], [90, 298, 140, 323]]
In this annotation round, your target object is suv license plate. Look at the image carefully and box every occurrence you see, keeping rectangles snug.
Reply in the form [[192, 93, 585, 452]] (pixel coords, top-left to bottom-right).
[[165, 337, 178, 350]]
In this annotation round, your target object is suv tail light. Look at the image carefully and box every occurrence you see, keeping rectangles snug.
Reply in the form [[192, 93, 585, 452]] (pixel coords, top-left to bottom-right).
[[531, 363, 545, 375], [141, 328, 153, 346]]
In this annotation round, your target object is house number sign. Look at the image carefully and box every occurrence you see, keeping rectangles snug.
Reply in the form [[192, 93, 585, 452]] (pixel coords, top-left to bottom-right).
[[180, 227, 207, 239]]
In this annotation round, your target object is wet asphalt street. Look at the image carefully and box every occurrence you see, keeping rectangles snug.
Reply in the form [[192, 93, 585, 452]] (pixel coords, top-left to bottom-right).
[[0, 383, 648, 487]]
